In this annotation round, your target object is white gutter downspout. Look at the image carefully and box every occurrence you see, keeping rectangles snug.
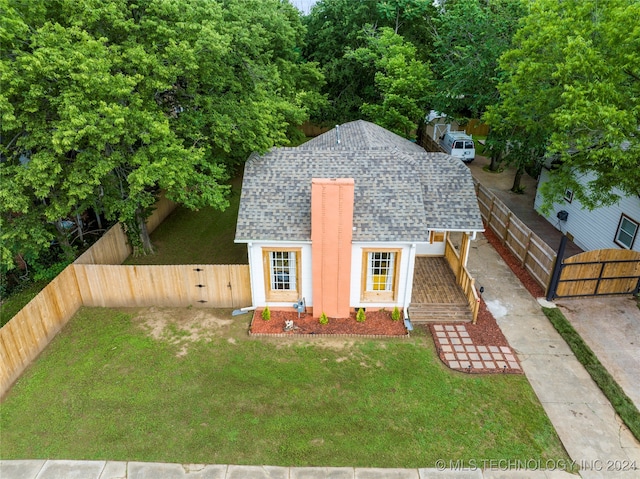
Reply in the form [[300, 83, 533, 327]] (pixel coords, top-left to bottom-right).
[[403, 243, 417, 320], [247, 242, 256, 307]]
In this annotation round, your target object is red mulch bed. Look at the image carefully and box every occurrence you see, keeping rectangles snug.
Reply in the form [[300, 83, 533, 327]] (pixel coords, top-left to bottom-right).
[[249, 309, 408, 337], [465, 297, 511, 347], [483, 224, 546, 298]]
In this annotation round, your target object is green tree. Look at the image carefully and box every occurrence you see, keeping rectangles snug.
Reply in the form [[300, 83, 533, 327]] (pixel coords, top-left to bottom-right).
[[303, 0, 436, 123], [1, 0, 323, 270], [428, 0, 526, 172], [486, 0, 640, 206], [347, 27, 433, 137], [429, 0, 525, 120]]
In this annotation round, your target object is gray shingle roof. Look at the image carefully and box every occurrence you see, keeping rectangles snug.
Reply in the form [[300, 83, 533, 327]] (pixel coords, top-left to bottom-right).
[[235, 120, 483, 242], [298, 120, 425, 153]]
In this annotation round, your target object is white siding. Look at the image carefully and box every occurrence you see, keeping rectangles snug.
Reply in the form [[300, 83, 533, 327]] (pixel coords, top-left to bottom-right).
[[415, 240, 445, 255], [349, 243, 414, 309], [535, 169, 640, 252], [247, 242, 313, 307]]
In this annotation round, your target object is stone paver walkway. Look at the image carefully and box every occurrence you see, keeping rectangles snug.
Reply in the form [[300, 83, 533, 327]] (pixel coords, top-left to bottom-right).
[[432, 323, 522, 373]]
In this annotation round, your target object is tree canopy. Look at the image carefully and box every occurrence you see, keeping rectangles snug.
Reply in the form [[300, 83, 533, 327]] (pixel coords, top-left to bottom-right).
[[347, 27, 432, 137], [428, 0, 525, 120], [486, 0, 640, 208], [303, 0, 436, 123], [1, 0, 324, 270]]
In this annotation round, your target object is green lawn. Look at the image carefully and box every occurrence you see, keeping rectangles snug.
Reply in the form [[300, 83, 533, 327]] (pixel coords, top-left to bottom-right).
[[125, 175, 248, 265], [0, 307, 569, 467], [543, 306, 640, 442]]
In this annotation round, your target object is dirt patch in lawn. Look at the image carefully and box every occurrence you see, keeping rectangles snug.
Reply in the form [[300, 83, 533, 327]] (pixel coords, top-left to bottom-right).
[[134, 307, 235, 356], [250, 309, 408, 337]]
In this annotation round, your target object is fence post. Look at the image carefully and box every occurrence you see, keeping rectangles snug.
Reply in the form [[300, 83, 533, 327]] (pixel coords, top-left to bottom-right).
[[546, 235, 568, 301], [522, 231, 532, 268], [486, 192, 495, 228], [503, 210, 512, 243]]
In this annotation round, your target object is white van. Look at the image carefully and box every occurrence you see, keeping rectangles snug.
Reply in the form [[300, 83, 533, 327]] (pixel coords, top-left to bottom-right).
[[439, 131, 475, 163]]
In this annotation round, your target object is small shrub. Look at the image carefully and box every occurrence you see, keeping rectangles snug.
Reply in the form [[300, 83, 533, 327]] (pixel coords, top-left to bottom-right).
[[261, 306, 271, 321], [391, 306, 401, 321], [319, 312, 329, 325], [356, 308, 366, 322], [33, 260, 72, 282]]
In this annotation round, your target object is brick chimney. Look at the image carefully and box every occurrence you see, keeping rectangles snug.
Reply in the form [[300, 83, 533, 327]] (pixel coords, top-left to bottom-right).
[[311, 178, 354, 318]]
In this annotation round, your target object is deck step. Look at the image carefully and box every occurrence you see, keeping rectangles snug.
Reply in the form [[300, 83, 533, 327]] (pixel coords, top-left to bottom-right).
[[408, 303, 472, 323]]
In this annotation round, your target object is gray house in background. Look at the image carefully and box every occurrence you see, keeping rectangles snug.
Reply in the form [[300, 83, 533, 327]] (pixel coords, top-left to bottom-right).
[[535, 168, 640, 253], [235, 120, 484, 321]]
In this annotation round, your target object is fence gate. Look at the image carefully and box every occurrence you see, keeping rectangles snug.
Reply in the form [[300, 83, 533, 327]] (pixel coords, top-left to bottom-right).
[[547, 243, 640, 300], [74, 264, 252, 309]]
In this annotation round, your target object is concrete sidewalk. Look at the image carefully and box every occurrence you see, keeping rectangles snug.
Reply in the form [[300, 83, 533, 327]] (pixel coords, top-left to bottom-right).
[[467, 235, 640, 479], [0, 460, 582, 479]]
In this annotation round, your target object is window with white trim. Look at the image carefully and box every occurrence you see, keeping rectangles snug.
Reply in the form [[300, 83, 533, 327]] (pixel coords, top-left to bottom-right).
[[563, 189, 573, 203], [366, 252, 395, 291], [270, 251, 296, 290], [361, 249, 400, 302], [263, 249, 300, 301], [614, 214, 639, 249]]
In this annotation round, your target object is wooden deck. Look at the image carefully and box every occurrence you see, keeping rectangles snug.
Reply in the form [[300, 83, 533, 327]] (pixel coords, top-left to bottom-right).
[[411, 257, 467, 304], [409, 256, 472, 322]]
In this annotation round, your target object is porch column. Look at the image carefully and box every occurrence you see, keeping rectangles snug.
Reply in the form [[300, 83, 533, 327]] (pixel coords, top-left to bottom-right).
[[460, 232, 471, 270], [311, 178, 354, 318]]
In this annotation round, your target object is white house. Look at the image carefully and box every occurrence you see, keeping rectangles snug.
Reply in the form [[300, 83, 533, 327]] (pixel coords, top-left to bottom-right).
[[535, 168, 640, 253], [234, 120, 484, 319]]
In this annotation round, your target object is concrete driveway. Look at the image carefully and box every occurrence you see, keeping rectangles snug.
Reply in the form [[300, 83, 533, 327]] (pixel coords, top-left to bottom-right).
[[467, 155, 640, 411], [556, 296, 640, 410]]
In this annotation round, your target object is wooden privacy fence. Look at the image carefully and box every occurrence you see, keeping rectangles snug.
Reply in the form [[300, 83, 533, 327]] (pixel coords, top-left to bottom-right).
[[75, 264, 251, 308], [73, 223, 131, 265], [444, 237, 480, 322], [475, 181, 556, 292], [551, 249, 640, 299], [0, 264, 251, 397], [0, 193, 249, 398], [0, 266, 82, 398], [300, 121, 331, 137], [464, 119, 490, 137], [74, 192, 177, 265]]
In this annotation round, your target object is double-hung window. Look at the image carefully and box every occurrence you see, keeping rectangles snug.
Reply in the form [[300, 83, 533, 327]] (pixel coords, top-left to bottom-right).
[[263, 248, 300, 301], [361, 249, 400, 302], [614, 214, 639, 249]]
